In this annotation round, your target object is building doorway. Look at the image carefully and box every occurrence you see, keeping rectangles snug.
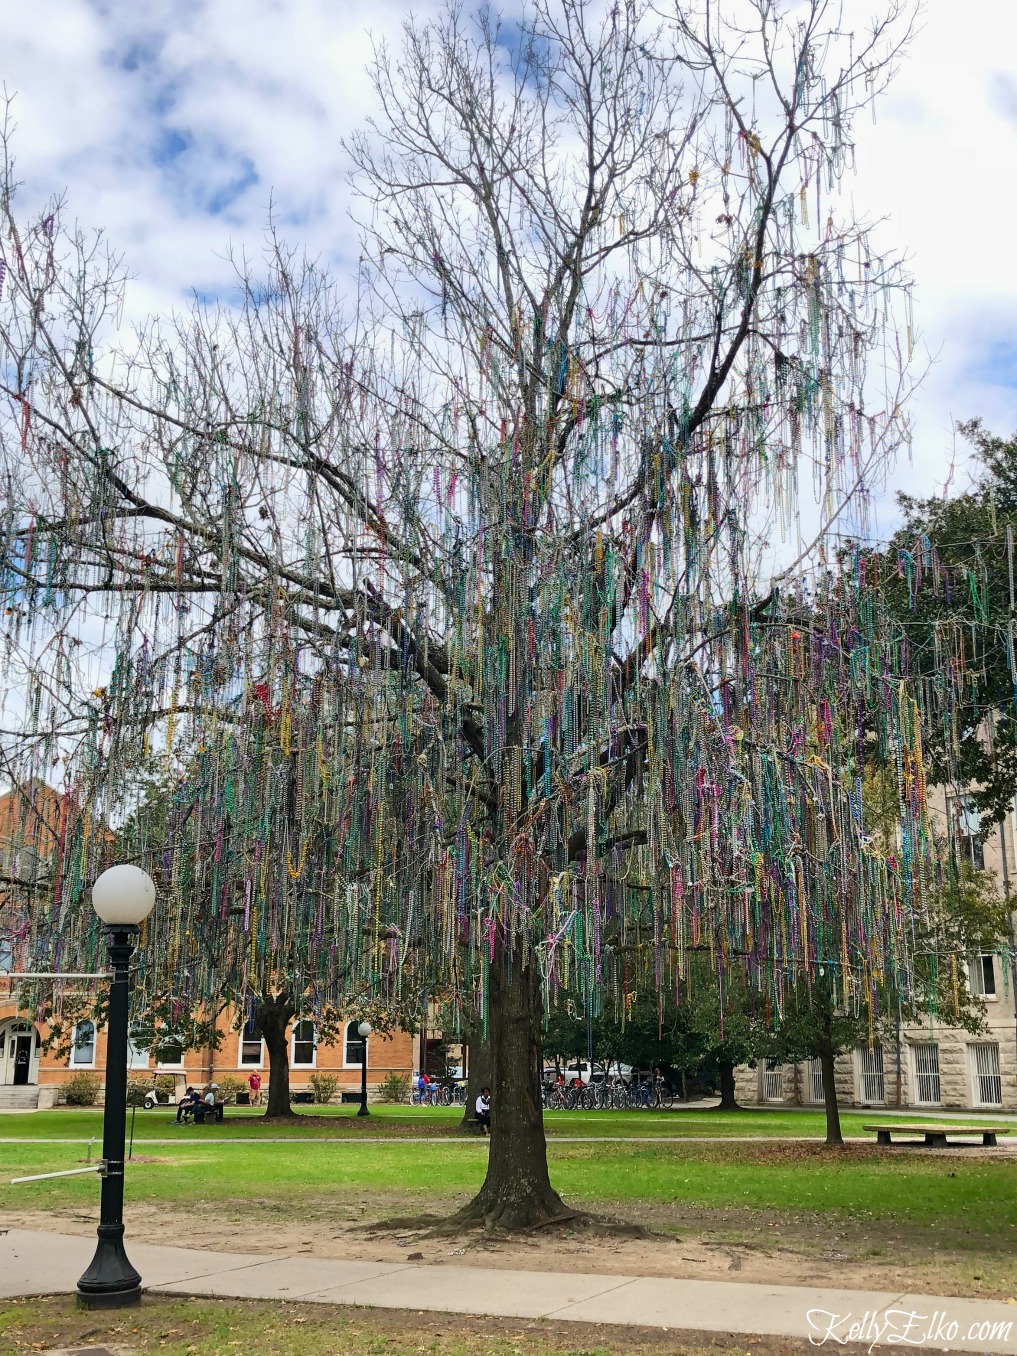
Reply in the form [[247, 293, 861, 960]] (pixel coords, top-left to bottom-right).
[[13, 1034, 32, 1084], [0, 1019, 40, 1086]]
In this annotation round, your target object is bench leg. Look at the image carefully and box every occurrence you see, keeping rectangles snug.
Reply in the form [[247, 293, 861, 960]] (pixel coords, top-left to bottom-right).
[[983, 1133, 997, 1147], [925, 1133, 947, 1148], [876, 1130, 891, 1146]]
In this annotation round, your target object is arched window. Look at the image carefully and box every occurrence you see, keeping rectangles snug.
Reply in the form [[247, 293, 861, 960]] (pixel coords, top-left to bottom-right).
[[292, 1019, 316, 1067], [344, 1021, 366, 1067], [71, 1020, 95, 1067]]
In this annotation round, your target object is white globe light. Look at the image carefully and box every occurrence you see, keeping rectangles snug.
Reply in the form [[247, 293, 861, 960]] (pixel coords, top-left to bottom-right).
[[92, 865, 156, 926], [358, 1020, 372, 1038]]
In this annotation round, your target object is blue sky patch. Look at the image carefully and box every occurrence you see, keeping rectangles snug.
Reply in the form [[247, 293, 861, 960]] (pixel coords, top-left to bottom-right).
[[206, 157, 259, 216], [968, 338, 1017, 390]]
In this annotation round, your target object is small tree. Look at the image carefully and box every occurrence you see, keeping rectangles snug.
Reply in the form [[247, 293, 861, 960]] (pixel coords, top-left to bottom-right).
[[766, 862, 1010, 1146]]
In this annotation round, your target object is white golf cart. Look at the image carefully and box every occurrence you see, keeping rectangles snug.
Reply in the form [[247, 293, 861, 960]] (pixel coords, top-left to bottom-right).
[[139, 1072, 188, 1109]]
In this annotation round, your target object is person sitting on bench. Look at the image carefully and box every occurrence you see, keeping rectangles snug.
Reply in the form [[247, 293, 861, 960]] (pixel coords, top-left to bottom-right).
[[176, 1086, 200, 1124], [197, 1083, 225, 1122]]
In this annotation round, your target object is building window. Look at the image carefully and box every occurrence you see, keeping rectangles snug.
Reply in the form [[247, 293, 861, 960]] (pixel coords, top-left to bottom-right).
[[126, 1035, 149, 1069], [14, 845, 40, 882], [966, 954, 997, 998], [950, 794, 985, 871], [0, 936, 13, 973], [912, 1042, 941, 1106], [239, 1010, 263, 1067], [156, 1035, 184, 1068], [857, 1045, 885, 1104], [70, 1020, 95, 1067], [971, 1043, 1003, 1108], [344, 1021, 366, 1068], [762, 1059, 784, 1101], [806, 1058, 824, 1104], [292, 1019, 316, 1068]]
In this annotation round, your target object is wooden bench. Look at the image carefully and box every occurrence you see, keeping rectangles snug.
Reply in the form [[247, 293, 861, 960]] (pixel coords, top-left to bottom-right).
[[191, 1103, 224, 1124], [864, 1123, 1010, 1148]]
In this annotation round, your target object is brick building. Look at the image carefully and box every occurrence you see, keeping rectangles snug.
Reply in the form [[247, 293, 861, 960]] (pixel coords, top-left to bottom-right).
[[0, 783, 415, 1108], [0, 994, 417, 1110]]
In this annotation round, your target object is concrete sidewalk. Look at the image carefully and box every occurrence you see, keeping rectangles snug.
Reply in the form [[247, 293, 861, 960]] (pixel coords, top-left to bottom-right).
[[3, 1229, 1016, 1352]]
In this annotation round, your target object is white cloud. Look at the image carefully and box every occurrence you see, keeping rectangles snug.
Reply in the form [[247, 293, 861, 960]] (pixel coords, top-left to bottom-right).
[[3, 0, 1016, 528], [849, 0, 1017, 510]]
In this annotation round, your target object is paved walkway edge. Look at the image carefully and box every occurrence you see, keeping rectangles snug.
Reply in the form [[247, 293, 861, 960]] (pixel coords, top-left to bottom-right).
[[3, 1230, 1016, 1352]]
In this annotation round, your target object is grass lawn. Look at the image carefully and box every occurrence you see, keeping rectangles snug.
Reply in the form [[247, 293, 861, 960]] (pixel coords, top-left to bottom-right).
[[4, 1107, 1015, 1305], [4, 1135, 1015, 1237], [1, 1102, 1012, 1140], [0, 1295, 866, 1356]]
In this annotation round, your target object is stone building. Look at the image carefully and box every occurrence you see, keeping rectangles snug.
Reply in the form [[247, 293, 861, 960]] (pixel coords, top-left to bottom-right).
[[0, 783, 415, 1109], [736, 792, 1017, 1113]]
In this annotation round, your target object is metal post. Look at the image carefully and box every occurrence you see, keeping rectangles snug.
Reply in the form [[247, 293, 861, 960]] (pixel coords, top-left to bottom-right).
[[76, 926, 142, 1308], [358, 1032, 370, 1117], [1005, 798, 1017, 1095]]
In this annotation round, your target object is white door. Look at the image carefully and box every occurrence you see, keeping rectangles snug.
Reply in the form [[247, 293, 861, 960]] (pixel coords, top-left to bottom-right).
[[971, 1044, 1002, 1108], [857, 1046, 885, 1104], [807, 1058, 825, 1104], [762, 1060, 785, 1101], [912, 1042, 941, 1106]]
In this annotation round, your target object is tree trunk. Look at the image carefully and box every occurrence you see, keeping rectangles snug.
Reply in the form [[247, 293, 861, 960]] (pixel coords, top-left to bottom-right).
[[455, 939, 571, 1228], [256, 992, 296, 1119], [460, 1032, 493, 1131], [819, 1043, 843, 1146], [715, 1060, 740, 1111]]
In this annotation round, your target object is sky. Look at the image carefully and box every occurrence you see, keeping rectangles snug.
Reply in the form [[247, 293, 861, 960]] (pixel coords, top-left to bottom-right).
[[3, 0, 1017, 536]]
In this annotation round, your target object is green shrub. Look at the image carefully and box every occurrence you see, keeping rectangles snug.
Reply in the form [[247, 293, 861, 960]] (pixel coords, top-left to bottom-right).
[[215, 1075, 247, 1105], [63, 1072, 101, 1106], [377, 1071, 410, 1104], [308, 1072, 339, 1105]]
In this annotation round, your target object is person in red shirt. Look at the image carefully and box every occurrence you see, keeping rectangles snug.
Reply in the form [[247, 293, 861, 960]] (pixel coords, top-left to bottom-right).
[[248, 1070, 262, 1106]]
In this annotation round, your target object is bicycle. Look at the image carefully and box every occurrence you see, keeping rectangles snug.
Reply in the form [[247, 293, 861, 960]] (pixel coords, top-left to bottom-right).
[[653, 1080, 676, 1110], [577, 1083, 601, 1110], [629, 1080, 654, 1110], [410, 1083, 442, 1106], [542, 1083, 572, 1111]]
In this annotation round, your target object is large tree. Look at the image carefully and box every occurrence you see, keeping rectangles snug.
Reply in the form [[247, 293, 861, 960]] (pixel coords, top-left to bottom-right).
[[0, 1, 939, 1228]]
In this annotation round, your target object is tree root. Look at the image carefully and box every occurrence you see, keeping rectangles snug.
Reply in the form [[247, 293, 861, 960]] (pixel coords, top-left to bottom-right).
[[362, 1207, 657, 1241], [365, 1214, 450, 1233]]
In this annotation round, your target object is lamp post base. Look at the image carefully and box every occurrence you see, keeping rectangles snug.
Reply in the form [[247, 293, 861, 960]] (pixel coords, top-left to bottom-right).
[[76, 1223, 142, 1308], [357, 1102, 370, 1116], [76, 1286, 142, 1310]]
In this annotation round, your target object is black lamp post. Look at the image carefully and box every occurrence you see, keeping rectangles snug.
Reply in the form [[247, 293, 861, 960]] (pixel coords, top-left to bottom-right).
[[77, 864, 155, 1309], [357, 1020, 372, 1117]]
